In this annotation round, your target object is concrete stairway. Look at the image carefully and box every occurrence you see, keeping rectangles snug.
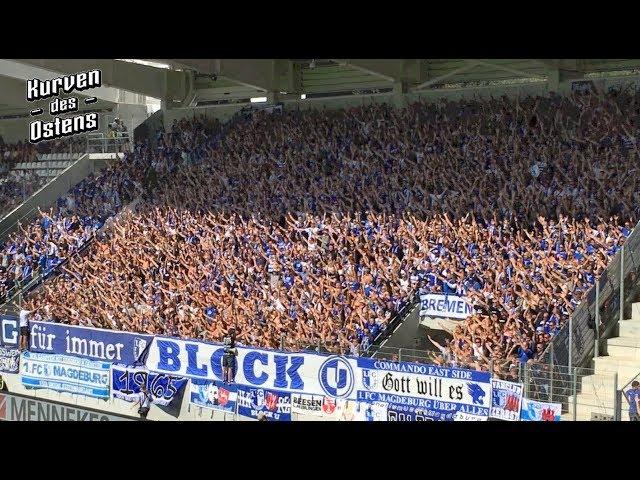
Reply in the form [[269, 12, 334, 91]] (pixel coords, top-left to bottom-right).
[[564, 302, 640, 421]]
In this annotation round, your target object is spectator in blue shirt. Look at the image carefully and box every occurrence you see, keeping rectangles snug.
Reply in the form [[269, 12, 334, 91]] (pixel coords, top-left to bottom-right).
[[517, 343, 534, 364], [626, 381, 640, 421]]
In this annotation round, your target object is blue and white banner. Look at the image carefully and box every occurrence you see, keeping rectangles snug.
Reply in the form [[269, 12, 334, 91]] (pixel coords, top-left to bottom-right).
[[29, 321, 152, 364], [111, 364, 188, 406], [355, 357, 492, 420], [333, 400, 387, 421], [490, 379, 524, 421], [290, 393, 346, 418], [419, 293, 474, 319], [353, 401, 388, 421], [453, 412, 489, 421], [387, 402, 450, 421], [21, 351, 110, 398], [190, 378, 237, 413], [520, 398, 562, 421], [0, 315, 19, 347], [237, 386, 291, 421], [144, 337, 359, 398], [0, 346, 20, 373]]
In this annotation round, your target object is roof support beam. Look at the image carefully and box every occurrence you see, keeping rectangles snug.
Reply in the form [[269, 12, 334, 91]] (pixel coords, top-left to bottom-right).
[[169, 59, 275, 92], [11, 59, 187, 101], [412, 61, 481, 90], [471, 59, 547, 79], [331, 59, 401, 82]]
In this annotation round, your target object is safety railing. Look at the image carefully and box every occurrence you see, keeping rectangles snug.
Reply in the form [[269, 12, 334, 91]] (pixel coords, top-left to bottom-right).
[[542, 220, 640, 370], [36, 137, 87, 155], [364, 345, 436, 363], [0, 177, 49, 220], [519, 361, 619, 421], [86, 132, 131, 154]]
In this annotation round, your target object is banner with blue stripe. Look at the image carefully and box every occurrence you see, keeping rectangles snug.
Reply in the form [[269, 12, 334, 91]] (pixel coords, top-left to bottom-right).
[[29, 320, 152, 364], [355, 357, 492, 420], [189, 378, 237, 413], [237, 385, 291, 421], [520, 398, 562, 421], [21, 351, 110, 399], [0, 315, 19, 347], [111, 364, 188, 406]]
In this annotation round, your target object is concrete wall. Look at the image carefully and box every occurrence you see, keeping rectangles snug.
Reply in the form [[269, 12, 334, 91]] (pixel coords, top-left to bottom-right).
[[112, 103, 152, 133], [1, 371, 334, 422], [0, 117, 36, 143], [163, 104, 244, 127]]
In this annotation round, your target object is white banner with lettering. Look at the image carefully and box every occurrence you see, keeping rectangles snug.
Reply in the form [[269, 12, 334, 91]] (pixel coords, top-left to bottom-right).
[[419, 293, 474, 320], [144, 337, 360, 399]]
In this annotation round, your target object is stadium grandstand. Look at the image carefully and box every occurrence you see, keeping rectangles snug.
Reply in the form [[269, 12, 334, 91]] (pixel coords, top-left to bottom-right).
[[0, 59, 639, 422]]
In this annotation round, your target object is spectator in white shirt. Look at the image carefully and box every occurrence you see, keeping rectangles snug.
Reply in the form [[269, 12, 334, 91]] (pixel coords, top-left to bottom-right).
[[19, 308, 32, 350]]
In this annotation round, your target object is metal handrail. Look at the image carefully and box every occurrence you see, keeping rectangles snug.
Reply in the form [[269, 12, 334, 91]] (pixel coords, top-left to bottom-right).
[[0, 205, 39, 240], [0, 152, 91, 232], [86, 133, 131, 154]]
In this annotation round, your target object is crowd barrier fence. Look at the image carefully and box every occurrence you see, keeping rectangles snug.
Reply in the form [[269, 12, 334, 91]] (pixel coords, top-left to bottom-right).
[[543, 220, 640, 370]]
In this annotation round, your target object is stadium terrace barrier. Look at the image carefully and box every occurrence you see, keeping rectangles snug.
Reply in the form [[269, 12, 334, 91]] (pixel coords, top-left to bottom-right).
[[518, 361, 619, 421], [0, 391, 138, 421], [0, 316, 630, 421], [0, 319, 494, 421], [86, 132, 131, 154], [543, 220, 640, 370]]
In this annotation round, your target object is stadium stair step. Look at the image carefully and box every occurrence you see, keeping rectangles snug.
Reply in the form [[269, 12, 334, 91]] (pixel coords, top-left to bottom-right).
[[618, 319, 640, 338], [561, 411, 623, 421], [593, 355, 640, 369], [583, 364, 639, 387], [567, 302, 640, 420]]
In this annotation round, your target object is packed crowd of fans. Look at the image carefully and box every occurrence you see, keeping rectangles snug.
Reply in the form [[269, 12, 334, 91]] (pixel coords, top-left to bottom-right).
[[0, 151, 152, 304], [0, 117, 223, 305], [0, 141, 38, 168], [0, 142, 43, 218], [35, 136, 86, 154], [0, 171, 49, 217], [12, 88, 640, 372]]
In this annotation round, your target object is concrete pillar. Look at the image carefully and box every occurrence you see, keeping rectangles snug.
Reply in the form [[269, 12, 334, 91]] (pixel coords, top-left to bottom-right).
[[392, 81, 408, 108], [547, 69, 561, 94], [547, 66, 586, 97], [560, 69, 585, 96]]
